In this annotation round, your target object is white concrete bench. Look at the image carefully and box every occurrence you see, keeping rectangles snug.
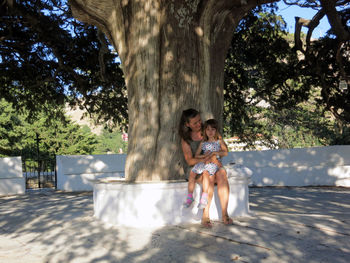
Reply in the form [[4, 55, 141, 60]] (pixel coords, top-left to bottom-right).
[[56, 154, 126, 191], [56, 154, 253, 226], [93, 164, 252, 227], [0, 156, 25, 196]]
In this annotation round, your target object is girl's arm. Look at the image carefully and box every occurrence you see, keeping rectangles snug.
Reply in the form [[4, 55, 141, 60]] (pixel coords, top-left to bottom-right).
[[181, 139, 209, 166]]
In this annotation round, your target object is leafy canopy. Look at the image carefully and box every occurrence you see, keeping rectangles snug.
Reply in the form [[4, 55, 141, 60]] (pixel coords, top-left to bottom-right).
[[224, 4, 350, 147], [0, 0, 127, 126]]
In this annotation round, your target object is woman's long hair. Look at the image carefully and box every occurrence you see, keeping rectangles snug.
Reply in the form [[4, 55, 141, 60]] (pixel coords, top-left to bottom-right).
[[178, 108, 200, 144]]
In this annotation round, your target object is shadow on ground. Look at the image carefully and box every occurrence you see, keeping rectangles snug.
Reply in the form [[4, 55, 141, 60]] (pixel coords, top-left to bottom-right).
[[0, 187, 349, 263]]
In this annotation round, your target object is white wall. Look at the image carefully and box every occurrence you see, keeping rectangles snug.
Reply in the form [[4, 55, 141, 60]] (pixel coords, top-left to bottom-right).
[[0, 156, 25, 196], [56, 154, 126, 191], [57, 145, 350, 192], [224, 145, 350, 187]]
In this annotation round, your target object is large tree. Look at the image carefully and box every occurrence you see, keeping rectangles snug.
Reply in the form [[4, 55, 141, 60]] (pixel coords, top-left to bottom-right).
[[69, 0, 276, 181], [69, 0, 349, 181], [2, 0, 348, 181]]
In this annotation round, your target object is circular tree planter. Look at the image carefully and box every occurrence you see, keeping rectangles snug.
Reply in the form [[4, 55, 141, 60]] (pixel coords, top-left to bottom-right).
[[93, 165, 252, 227]]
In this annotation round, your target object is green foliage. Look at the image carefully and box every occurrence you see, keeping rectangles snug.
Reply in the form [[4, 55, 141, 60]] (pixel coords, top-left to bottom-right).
[[1, 1, 348, 152], [95, 129, 128, 154], [262, 103, 334, 148], [224, 5, 297, 147], [0, 0, 127, 127], [302, 38, 350, 123], [224, 5, 349, 148], [0, 99, 26, 156], [0, 98, 130, 158], [0, 99, 99, 158], [30, 115, 99, 156]]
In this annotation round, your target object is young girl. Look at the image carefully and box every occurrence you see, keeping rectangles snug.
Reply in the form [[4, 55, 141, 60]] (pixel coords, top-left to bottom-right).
[[184, 119, 228, 209]]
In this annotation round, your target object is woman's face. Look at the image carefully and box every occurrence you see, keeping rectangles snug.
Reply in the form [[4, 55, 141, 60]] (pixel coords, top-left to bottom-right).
[[186, 114, 202, 132]]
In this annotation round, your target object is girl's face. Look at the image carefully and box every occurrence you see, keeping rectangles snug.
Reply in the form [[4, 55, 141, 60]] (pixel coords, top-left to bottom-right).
[[186, 114, 202, 132], [205, 125, 216, 139]]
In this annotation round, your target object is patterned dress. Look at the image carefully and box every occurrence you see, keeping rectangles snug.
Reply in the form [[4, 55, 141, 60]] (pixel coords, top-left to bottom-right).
[[192, 140, 221, 176]]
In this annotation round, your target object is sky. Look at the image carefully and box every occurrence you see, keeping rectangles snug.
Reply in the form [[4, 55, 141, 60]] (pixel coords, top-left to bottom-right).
[[276, 1, 331, 38]]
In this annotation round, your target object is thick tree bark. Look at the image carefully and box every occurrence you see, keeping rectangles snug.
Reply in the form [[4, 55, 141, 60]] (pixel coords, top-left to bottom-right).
[[69, 0, 270, 181]]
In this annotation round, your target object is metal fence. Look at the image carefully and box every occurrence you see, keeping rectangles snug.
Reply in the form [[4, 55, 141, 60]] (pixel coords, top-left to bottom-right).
[[22, 156, 56, 189]]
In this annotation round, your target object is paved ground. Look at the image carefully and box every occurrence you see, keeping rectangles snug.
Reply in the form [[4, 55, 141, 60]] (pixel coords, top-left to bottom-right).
[[0, 187, 349, 263]]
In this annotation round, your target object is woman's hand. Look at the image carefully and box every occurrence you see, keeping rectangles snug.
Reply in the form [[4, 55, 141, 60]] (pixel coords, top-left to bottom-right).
[[203, 152, 212, 164], [209, 153, 222, 167]]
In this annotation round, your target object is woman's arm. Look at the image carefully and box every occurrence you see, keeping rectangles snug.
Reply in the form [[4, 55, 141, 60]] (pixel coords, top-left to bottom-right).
[[194, 142, 204, 158], [181, 139, 209, 166]]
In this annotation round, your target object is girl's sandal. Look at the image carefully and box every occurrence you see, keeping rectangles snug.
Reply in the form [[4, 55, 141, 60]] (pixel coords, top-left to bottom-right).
[[201, 218, 213, 228], [222, 215, 233, 225]]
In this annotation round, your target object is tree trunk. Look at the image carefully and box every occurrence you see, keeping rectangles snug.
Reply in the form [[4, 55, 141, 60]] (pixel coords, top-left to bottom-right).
[[69, 0, 264, 181]]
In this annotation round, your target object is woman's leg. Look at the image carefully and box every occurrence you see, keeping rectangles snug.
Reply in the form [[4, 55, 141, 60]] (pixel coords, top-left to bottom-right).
[[201, 171, 210, 193], [199, 171, 210, 209], [201, 174, 215, 227], [215, 168, 233, 224]]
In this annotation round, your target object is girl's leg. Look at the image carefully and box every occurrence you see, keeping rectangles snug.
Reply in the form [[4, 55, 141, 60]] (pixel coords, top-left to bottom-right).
[[188, 171, 196, 194], [184, 171, 196, 208], [216, 168, 233, 224]]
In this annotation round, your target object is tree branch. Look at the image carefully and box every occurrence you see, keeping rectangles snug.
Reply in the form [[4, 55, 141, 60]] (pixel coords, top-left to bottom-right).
[[320, 0, 349, 42], [97, 29, 108, 82]]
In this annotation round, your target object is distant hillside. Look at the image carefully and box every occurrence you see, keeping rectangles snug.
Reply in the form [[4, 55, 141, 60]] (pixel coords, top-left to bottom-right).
[[65, 105, 104, 135]]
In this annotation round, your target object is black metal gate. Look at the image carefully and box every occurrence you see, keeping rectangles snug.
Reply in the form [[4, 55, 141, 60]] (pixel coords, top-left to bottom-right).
[[22, 156, 56, 189]]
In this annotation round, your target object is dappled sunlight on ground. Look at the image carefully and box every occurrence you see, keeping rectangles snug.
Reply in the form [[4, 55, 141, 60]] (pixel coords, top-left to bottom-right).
[[0, 187, 349, 262]]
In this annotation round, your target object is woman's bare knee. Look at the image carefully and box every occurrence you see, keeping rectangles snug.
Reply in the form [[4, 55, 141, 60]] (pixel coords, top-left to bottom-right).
[[216, 169, 228, 180]]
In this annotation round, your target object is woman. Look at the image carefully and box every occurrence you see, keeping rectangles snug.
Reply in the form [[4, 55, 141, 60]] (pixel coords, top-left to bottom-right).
[[179, 108, 233, 227]]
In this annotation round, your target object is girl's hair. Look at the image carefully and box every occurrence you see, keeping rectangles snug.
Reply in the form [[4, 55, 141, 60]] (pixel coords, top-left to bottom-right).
[[203, 119, 220, 141], [178, 108, 200, 144]]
